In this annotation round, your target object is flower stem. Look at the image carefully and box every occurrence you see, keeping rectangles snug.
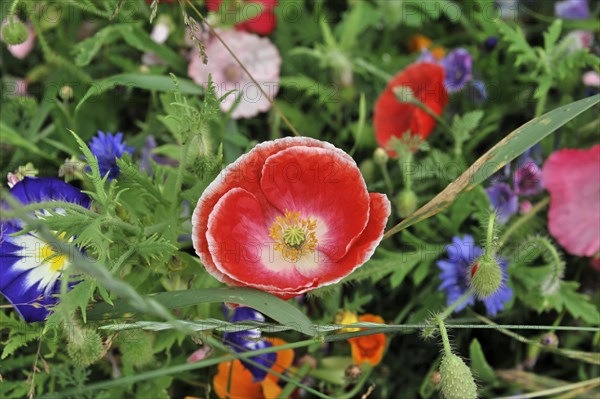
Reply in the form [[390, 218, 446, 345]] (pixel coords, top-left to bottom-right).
[[400, 150, 414, 191], [438, 289, 474, 322], [485, 211, 497, 258], [410, 97, 452, 133], [378, 162, 394, 194], [499, 197, 550, 248], [435, 315, 452, 356]]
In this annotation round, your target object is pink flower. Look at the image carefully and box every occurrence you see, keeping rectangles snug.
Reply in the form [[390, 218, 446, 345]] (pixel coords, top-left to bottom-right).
[[188, 29, 281, 119], [543, 145, 600, 257], [519, 200, 532, 214], [563, 30, 594, 52], [191, 137, 390, 299], [582, 71, 600, 87], [1, 17, 35, 59]]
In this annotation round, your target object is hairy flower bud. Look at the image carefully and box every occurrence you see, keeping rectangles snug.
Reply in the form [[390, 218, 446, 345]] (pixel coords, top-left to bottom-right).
[[396, 189, 418, 218], [67, 328, 105, 367], [439, 353, 477, 399], [470, 256, 502, 299], [117, 330, 154, 367], [1, 20, 28, 45]]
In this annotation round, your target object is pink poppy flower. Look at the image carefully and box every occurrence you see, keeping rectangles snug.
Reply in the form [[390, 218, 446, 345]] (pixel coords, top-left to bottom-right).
[[1, 17, 35, 59], [191, 137, 391, 299], [188, 29, 281, 119], [543, 145, 600, 257]]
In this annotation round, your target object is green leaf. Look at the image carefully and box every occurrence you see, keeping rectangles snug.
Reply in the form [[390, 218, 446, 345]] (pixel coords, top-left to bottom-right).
[[76, 74, 203, 111], [384, 94, 600, 239], [87, 287, 315, 336], [558, 282, 600, 324], [73, 25, 120, 67], [0, 121, 55, 161], [543, 19, 562, 54], [469, 338, 496, 383]]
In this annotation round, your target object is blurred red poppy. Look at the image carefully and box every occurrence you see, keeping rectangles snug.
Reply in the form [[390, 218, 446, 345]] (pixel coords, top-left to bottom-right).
[[373, 63, 448, 156], [207, 0, 278, 35]]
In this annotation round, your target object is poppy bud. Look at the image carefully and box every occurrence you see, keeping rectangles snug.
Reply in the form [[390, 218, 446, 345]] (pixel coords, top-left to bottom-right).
[[439, 353, 477, 399], [117, 330, 154, 367], [359, 159, 376, 182], [396, 189, 418, 218], [373, 148, 389, 165], [470, 256, 502, 299], [67, 328, 105, 367], [1, 20, 28, 45]]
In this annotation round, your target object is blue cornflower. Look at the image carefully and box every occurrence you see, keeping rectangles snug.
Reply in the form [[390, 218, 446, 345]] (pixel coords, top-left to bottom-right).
[[0, 177, 91, 322], [437, 235, 512, 316], [88, 131, 134, 180], [486, 182, 518, 224], [555, 0, 589, 19], [222, 307, 276, 382], [441, 48, 473, 93], [468, 80, 488, 104]]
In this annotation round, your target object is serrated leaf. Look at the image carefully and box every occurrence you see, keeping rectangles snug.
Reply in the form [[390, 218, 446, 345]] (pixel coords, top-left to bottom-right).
[[558, 282, 600, 324], [543, 19, 562, 54]]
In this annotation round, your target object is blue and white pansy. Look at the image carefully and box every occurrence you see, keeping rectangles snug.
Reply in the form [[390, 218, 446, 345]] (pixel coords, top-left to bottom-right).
[[0, 177, 91, 322]]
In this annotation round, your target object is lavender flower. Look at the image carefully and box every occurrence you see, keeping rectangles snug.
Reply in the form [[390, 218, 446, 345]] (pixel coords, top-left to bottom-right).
[[437, 235, 512, 316], [555, 0, 589, 19], [88, 131, 134, 180], [441, 48, 473, 92], [486, 182, 518, 224]]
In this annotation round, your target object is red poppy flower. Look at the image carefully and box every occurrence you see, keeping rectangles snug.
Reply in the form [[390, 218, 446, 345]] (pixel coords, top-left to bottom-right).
[[207, 0, 278, 35], [373, 63, 448, 155], [192, 137, 391, 299], [543, 145, 600, 257]]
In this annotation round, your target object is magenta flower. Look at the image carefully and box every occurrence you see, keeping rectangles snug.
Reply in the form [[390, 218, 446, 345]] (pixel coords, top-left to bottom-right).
[[513, 160, 543, 196]]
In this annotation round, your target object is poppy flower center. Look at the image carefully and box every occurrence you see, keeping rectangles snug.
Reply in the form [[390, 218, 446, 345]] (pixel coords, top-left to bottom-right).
[[224, 64, 241, 81], [269, 210, 318, 262]]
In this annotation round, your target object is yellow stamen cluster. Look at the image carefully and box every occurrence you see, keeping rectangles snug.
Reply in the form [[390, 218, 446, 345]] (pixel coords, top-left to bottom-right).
[[269, 210, 318, 262], [38, 232, 67, 272]]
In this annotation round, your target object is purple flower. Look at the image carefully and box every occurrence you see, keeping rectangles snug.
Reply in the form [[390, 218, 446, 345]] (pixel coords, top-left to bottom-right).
[[88, 131, 134, 181], [514, 160, 543, 196], [441, 49, 473, 93], [222, 307, 276, 382], [486, 182, 518, 224], [555, 0, 589, 19], [0, 177, 91, 322], [139, 135, 178, 175], [437, 235, 512, 316], [416, 49, 437, 64]]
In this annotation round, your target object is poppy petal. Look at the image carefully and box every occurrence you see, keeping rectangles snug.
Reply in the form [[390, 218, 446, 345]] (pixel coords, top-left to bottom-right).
[[260, 146, 370, 260], [192, 137, 354, 284]]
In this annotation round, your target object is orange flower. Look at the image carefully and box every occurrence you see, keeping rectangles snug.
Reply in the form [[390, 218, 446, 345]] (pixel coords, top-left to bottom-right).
[[348, 314, 386, 366], [213, 338, 294, 399], [409, 34, 432, 53], [430, 46, 446, 60]]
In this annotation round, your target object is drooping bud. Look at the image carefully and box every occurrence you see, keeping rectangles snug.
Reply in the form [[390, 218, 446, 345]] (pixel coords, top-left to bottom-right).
[[396, 189, 418, 218], [470, 256, 502, 299], [67, 328, 105, 367], [373, 148, 389, 165], [1, 19, 28, 45], [439, 353, 478, 399]]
